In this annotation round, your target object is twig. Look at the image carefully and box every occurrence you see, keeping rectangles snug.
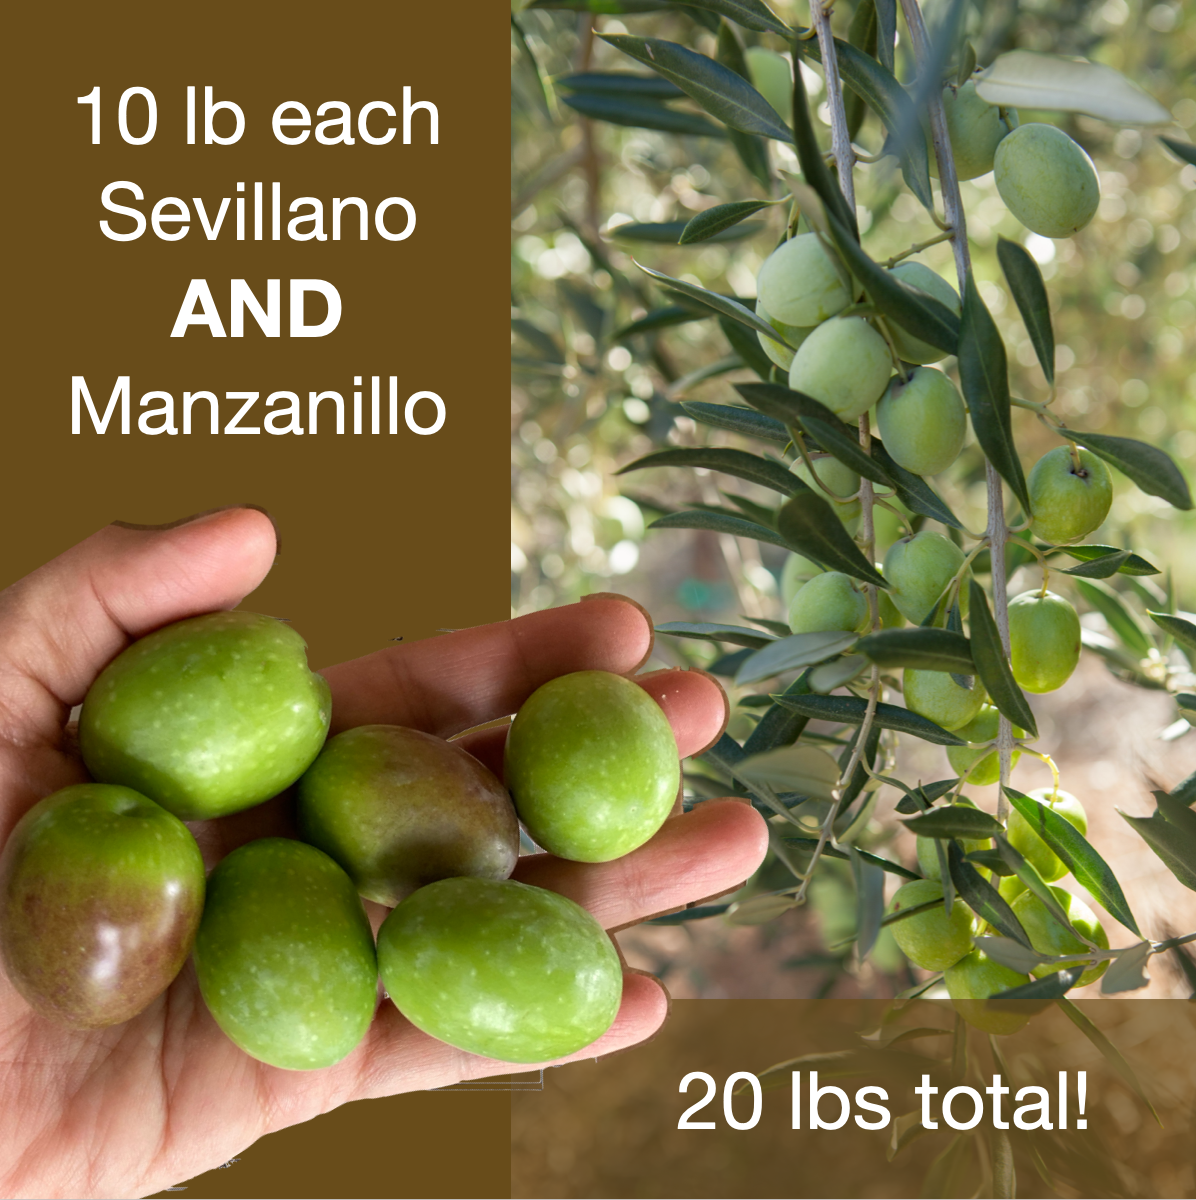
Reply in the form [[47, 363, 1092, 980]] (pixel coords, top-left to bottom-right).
[[811, 2, 856, 211], [899, 0, 1016, 821]]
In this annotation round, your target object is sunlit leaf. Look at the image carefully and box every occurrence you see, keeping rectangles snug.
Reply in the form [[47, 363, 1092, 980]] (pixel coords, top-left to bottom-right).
[[675, 0, 791, 37], [1100, 941, 1153, 995], [1060, 550, 1131, 579], [1118, 791, 1196, 893], [1073, 577, 1154, 660], [947, 843, 1032, 947], [974, 51, 1170, 124], [680, 198, 777, 244], [738, 743, 841, 800], [903, 806, 1003, 840], [850, 847, 886, 960], [1006, 786, 1141, 934], [857, 628, 973, 674], [736, 630, 859, 684], [1067, 430, 1193, 511], [655, 621, 775, 648], [1148, 611, 1196, 659]]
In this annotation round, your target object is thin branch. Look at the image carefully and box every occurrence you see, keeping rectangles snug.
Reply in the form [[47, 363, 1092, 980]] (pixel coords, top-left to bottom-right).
[[811, 2, 857, 211]]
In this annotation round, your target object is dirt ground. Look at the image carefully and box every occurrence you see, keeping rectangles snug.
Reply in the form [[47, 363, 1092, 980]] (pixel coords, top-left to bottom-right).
[[615, 654, 1196, 1001]]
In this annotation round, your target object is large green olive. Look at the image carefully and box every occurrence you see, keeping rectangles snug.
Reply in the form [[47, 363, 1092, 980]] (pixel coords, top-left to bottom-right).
[[882, 530, 965, 625], [876, 367, 967, 477], [904, 668, 986, 732], [945, 949, 1032, 1035], [377, 877, 622, 1063], [1008, 590, 1082, 693], [80, 611, 331, 821], [756, 232, 851, 328], [790, 455, 861, 531], [787, 571, 868, 635], [888, 879, 974, 972], [193, 839, 377, 1070], [755, 301, 813, 371], [505, 670, 679, 862], [994, 123, 1099, 238], [296, 725, 519, 906], [1027, 446, 1113, 546], [788, 316, 892, 422], [0, 783, 204, 1028], [946, 705, 1024, 786]]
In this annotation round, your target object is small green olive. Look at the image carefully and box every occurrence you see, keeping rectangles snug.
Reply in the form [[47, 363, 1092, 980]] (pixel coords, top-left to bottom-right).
[[787, 571, 868, 635], [1008, 590, 1082, 694], [994, 123, 1099, 239], [756, 233, 851, 328], [904, 668, 986, 732], [1028, 446, 1113, 545], [876, 367, 967, 477], [888, 879, 974, 972], [788, 316, 892, 423]]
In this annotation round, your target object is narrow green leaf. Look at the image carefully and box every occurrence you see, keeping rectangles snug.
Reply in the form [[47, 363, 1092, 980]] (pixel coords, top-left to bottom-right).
[[734, 382, 852, 436], [975, 935, 1046, 975], [824, 214, 959, 353], [650, 509, 792, 549], [1170, 767, 1196, 806], [958, 276, 1030, 514], [777, 491, 887, 587], [1148, 610, 1196, 659], [903, 807, 1003, 840], [871, 443, 965, 530], [654, 621, 774, 648], [600, 34, 794, 141], [857, 628, 973, 674], [996, 236, 1054, 385], [743, 673, 813, 755], [1052, 544, 1158, 576], [1055, 999, 1161, 1126], [648, 903, 732, 924], [989, 968, 1083, 1002], [1160, 136, 1196, 168], [620, 445, 800, 495], [1073, 578, 1154, 660], [843, 0, 877, 141], [554, 70, 684, 99], [895, 778, 959, 814], [713, 21, 774, 189], [1005, 786, 1141, 935], [1100, 941, 1153, 995], [681, 401, 788, 443], [721, 491, 779, 528], [634, 259, 793, 344], [676, 0, 791, 37], [967, 581, 1039, 739], [850, 847, 886, 960], [1068, 429, 1193, 511], [613, 305, 705, 341], [800, 38, 933, 211], [612, 219, 755, 243], [947, 843, 1032, 947], [560, 92, 725, 137], [736, 630, 859, 684], [874, 0, 895, 73], [512, 15, 553, 117], [993, 835, 1075, 934], [1060, 550, 1132, 579], [772, 692, 968, 746], [680, 199, 776, 244], [528, 0, 670, 10], [1118, 799, 1196, 893], [962, 849, 1015, 877], [738, 743, 840, 799]]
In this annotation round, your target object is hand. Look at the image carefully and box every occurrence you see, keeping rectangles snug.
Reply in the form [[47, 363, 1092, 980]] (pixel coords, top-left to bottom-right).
[[0, 508, 768, 1199]]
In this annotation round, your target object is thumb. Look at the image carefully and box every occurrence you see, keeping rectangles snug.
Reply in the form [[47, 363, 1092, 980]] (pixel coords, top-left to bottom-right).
[[0, 507, 279, 740]]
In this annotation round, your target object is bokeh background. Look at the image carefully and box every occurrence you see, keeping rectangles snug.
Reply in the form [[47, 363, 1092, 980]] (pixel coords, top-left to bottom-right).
[[511, 0, 1196, 1000]]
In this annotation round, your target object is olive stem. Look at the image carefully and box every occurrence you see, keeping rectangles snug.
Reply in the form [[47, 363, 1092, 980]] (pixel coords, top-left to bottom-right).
[[811, 1, 856, 211], [883, 229, 955, 268]]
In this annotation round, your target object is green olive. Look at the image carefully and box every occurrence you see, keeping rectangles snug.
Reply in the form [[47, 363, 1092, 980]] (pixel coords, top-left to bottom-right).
[[994, 123, 1100, 239]]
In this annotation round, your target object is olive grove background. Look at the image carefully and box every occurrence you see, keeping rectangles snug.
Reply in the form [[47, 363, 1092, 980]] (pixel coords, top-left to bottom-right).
[[510, 0, 1196, 999]]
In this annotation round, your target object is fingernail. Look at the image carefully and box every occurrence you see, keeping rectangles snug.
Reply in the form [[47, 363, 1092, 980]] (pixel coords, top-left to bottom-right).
[[112, 505, 281, 554], [581, 591, 655, 671]]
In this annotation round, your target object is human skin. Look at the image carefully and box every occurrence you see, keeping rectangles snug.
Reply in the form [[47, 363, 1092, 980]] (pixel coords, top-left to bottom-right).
[[0, 509, 768, 1199]]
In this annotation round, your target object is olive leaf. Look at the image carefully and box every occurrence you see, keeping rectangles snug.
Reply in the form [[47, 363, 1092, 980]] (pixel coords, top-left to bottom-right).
[[1073, 577, 1155, 660], [650, 510, 792, 550], [871, 442, 965, 530], [947, 843, 1032, 947], [974, 50, 1170, 124], [743, 672, 814, 755], [1100, 941, 1153, 995], [561, 93, 726, 137], [988, 968, 1084, 1002], [993, 835, 1075, 935], [1059, 550, 1132, 579], [857, 628, 973, 674], [1005, 786, 1141, 935], [600, 34, 794, 141], [1148, 610, 1196, 661], [737, 743, 840, 799], [736, 630, 859, 685], [612, 220, 752, 242], [1066, 429, 1193, 511], [554, 71, 685, 100], [620, 446, 801, 496], [678, 0, 792, 37], [996, 236, 1054, 385], [681, 401, 789, 444], [772, 692, 968, 746], [679, 199, 778, 244], [612, 305, 706, 341], [850, 846, 887, 961], [1160, 136, 1196, 168], [967, 580, 1039, 739], [654, 621, 775, 649], [1118, 790, 1196, 893], [902, 806, 1002, 840], [777, 492, 887, 587], [1052, 544, 1158, 576]]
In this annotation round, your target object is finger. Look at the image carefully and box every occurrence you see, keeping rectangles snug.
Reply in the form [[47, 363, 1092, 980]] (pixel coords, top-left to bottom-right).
[[0, 508, 278, 738], [322, 594, 653, 737], [454, 667, 728, 778], [345, 969, 669, 1102], [513, 798, 769, 930]]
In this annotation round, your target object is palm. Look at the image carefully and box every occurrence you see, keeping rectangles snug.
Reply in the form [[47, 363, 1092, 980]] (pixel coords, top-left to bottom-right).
[[0, 510, 766, 1199]]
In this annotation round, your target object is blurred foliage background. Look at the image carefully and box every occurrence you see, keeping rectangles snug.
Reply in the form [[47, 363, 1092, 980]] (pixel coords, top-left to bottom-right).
[[511, 0, 1196, 998]]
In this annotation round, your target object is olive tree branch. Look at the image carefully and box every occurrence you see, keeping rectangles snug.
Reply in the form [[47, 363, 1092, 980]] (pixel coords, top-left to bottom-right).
[[899, 0, 1016, 821], [811, 1, 856, 210]]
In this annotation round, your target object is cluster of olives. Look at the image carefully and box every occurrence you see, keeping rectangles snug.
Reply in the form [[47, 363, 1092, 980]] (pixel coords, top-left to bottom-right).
[[889, 789, 1108, 1033], [0, 612, 681, 1070]]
